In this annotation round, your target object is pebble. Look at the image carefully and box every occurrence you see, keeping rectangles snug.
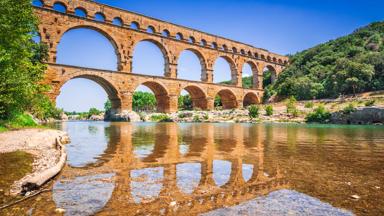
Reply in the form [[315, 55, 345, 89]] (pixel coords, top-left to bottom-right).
[[375, 186, 380, 189], [55, 208, 66, 214], [350, 195, 360, 200]]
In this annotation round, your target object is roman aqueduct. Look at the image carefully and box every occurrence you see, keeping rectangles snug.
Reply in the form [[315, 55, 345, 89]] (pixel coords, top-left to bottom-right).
[[33, 0, 288, 113]]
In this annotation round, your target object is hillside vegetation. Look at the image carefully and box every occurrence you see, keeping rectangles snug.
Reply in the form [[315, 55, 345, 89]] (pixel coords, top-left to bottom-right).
[[269, 22, 384, 101]]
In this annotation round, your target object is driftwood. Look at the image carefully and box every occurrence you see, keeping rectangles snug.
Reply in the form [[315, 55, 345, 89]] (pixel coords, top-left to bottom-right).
[[20, 137, 67, 194]]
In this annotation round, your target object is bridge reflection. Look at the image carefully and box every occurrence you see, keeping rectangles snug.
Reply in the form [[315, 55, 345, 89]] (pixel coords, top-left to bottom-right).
[[55, 123, 287, 215]]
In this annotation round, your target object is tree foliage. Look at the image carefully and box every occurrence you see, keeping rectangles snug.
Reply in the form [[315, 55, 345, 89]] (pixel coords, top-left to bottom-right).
[[0, 0, 54, 120], [273, 22, 384, 100]]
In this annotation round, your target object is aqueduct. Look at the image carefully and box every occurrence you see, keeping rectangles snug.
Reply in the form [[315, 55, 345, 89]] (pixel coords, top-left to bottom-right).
[[33, 0, 288, 113]]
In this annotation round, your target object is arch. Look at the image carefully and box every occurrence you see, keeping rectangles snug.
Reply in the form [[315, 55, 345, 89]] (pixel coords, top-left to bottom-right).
[[134, 81, 170, 113], [94, 12, 106, 22], [247, 51, 252, 57], [130, 21, 140, 30], [222, 44, 228, 51], [188, 36, 196, 44], [263, 65, 277, 88], [232, 47, 237, 53], [213, 56, 237, 85], [215, 89, 238, 109], [162, 29, 170, 37], [267, 56, 272, 62], [200, 39, 207, 47], [181, 85, 208, 110], [132, 39, 170, 76], [57, 74, 122, 113], [243, 92, 260, 107], [261, 54, 265, 60], [176, 32, 183, 40], [240, 49, 246, 55], [147, 26, 155, 34], [177, 48, 207, 82], [211, 42, 218, 49], [32, 0, 43, 7], [254, 52, 259, 58], [56, 26, 120, 71], [242, 61, 259, 89], [112, 17, 123, 26], [53, 2, 66, 13], [273, 57, 277, 62], [74, 7, 87, 18]]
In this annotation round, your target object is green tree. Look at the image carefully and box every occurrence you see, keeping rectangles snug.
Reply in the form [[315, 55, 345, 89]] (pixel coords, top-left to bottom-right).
[[88, 108, 102, 117], [0, 0, 53, 120], [133, 91, 156, 112], [248, 105, 260, 119], [104, 100, 112, 113], [178, 95, 193, 110]]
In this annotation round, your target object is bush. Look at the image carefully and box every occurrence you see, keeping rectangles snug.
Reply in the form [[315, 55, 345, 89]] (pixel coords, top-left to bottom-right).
[[343, 103, 356, 114], [265, 105, 273, 116], [193, 115, 201, 122], [178, 113, 187, 118], [365, 99, 376, 107], [2, 112, 37, 129], [286, 96, 299, 116], [304, 101, 314, 108], [305, 105, 331, 123], [150, 114, 172, 122], [248, 105, 260, 119]]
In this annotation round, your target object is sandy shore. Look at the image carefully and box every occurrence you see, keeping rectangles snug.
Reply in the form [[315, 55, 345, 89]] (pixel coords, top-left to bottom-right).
[[0, 129, 69, 195]]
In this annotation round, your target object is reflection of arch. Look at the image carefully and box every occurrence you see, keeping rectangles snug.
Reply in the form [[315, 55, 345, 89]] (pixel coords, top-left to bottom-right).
[[214, 56, 238, 85], [134, 81, 170, 113], [215, 89, 238, 109], [56, 25, 121, 70], [132, 39, 170, 76], [181, 85, 208, 110], [177, 48, 207, 82], [243, 92, 260, 107]]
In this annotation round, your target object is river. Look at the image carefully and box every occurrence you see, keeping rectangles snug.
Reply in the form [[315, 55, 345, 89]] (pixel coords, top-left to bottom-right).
[[1, 122, 384, 215]]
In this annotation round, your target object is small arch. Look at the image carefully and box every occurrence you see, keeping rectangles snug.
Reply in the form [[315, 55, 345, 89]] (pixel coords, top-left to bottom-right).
[[188, 36, 196, 44], [181, 85, 208, 110], [240, 49, 246, 55], [267, 56, 272, 62], [32, 0, 43, 7], [222, 44, 228, 51], [130, 21, 140, 30], [162, 29, 170, 37], [112, 17, 123, 26], [273, 57, 277, 62], [134, 81, 170, 113], [74, 7, 87, 18], [278, 59, 283, 64], [247, 51, 252, 56], [232, 47, 237, 53], [254, 53, 259, 58], [243, 92, 260, 107], [261, 54, 265, 60], [215, 89, 238, 109], [200, 39, 207, 47], [53, 2, 66, 13], [147, 26, 156, 34], [94, 12, 106, 22], [176, 32, 183, 40], [284, 60, 288, 65], [211, 42, 218, 49]]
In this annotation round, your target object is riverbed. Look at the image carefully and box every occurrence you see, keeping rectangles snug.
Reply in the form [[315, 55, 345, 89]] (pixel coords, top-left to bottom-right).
[[1, 122, 383, 215]]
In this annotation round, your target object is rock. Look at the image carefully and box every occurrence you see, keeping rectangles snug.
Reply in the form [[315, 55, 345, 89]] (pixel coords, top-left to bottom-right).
[[60, 113, 68, 121], [89, 114, 104, 121], [108, 111, 141, 122], [350, 194, 360, 200], [55, 208, 66, 214]]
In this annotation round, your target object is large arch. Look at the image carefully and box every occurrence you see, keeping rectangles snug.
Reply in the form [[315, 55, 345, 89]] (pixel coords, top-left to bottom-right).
[[243, 92, 260, 107], [133, 81, 170, 113], [177, 49, 207, 82], [213, 56, 238, 85], [131, 39, 170, 77], [56, 26, 121, 71], [242, 61, 259, 89], [215, 89, 238, 109], [56, 74, 122, 113], [263, 65, 277, 88], [180, 85, 208, 110]]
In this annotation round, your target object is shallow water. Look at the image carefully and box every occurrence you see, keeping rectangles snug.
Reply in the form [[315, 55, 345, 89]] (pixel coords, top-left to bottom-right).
[[1, 122, 384, 215]]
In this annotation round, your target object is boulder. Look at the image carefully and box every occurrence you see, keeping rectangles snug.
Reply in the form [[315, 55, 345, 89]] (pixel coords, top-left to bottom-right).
[[108, 111, 142, 122]]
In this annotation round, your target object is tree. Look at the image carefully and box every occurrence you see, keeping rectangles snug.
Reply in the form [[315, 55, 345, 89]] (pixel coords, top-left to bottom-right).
[[88, 108, 102, 117], [104, 100, 112, 113], [178, 95, 192, 110], [0, 0, 53, 120], [133, 91, 156, 112]]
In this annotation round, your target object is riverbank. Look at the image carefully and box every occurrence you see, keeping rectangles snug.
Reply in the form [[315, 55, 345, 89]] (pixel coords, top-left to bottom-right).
[[0, 129, 69, 196]]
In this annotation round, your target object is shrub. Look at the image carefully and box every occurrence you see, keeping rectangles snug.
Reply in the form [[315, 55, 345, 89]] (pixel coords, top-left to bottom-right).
[[304, 101, 314, 108], [365, 99, 376, 107], [178, 113, 187, 118], [248, 105, 260, 119], [203, 113, 209, 120], [265, 105, 273, 116], [305, 105, 331, 123], [4, 112, 37, 128], [286, 96, 297, 114], [193, 115, 201, 122], [150, 114, 172, 122], [343, 103, 356, 114]]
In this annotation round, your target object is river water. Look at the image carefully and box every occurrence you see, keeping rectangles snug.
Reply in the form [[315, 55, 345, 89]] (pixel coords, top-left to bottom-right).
[[2, 122, 384, 215]]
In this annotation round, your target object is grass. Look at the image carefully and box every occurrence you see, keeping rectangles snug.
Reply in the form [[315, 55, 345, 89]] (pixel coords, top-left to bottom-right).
[[0, 113, 39, 132]]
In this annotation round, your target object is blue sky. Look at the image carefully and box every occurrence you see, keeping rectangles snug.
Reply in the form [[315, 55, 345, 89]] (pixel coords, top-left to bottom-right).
[[55, 0, 384, 112]]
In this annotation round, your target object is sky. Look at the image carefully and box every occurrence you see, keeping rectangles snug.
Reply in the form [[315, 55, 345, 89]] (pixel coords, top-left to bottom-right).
[[53, 0, 384, 112]]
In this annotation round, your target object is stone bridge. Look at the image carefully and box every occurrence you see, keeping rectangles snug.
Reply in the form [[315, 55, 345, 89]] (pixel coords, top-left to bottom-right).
[[33, 0, 288, 113]]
